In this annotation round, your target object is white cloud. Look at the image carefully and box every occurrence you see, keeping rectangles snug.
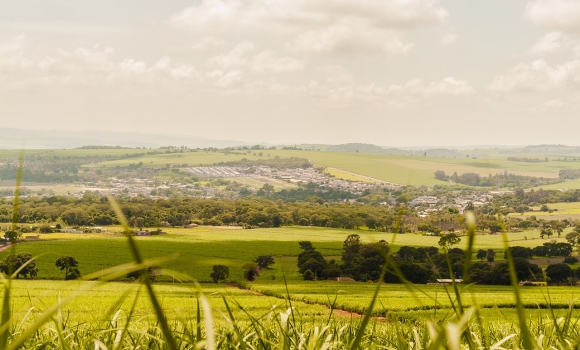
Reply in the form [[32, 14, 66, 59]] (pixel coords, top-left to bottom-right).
[[440, 32, 458, 45], [206, 69, 243, 87], [208, 42, 255, 68], [529, 98, 567, 113], [169, 0, 448, 55], [0, 36, 200, 88], [209, 42, 304, 72], [531, 31, 580, 56], [489, 59, 580, 91], [190, 36, 227, 51], [286, 22, 414, 55], [251, 51, 304, 72], [525, 0, 580, 32]]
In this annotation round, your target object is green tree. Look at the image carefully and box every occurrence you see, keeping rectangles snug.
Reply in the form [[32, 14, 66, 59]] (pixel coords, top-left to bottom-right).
[[243, 262, 259, 281], [55, 256, 79, 280], [486, 249, 496, 264], [546, 263, 572, 284], [438, 233, 461, 249], [254, 255, 275, 269], [210, 265, 229, 283], [0, 253, 38, 279], [476, 249, 486, 261]]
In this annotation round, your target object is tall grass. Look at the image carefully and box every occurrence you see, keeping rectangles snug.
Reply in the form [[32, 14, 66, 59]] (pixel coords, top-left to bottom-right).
[[1, 160, 580, 349]]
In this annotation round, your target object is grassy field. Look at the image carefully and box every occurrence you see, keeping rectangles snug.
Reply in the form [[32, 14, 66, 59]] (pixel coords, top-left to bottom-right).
[[508, 202, 580, 220], [3, 147, 580, 188], [85, 149, 580, 187], [248, 280, 580, 317], [3, 226, 573, 283], [7, 280, 330, 326]]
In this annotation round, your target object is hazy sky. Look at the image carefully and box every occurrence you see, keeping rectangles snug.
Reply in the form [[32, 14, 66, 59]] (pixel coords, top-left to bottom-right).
[[1, 0, 579, 146]]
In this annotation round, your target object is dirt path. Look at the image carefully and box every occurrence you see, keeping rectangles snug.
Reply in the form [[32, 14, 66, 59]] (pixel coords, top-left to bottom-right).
[[228, 283, 388, 321], [0, 243, 14, 253]]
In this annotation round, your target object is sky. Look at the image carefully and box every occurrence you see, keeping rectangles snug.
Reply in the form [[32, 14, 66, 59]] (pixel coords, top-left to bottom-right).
[[1, 0, 580, 147]]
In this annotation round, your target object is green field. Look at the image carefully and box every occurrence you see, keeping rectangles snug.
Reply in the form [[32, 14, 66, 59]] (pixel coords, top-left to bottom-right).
[[508, 202, 580, 220], [6, 280, 330, 326], [2, 224, 580, 347], [84, 149, 580, 187], [3, 225, 573, 283], [3, 147, 580, 188]]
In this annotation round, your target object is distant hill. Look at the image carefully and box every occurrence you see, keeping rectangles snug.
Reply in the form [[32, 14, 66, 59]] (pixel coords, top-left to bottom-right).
[[0, 128, 248, 149], [326, 143, 410, 155]]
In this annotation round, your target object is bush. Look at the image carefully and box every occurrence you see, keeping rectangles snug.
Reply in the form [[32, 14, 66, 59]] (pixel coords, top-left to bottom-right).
[[563, 257, 578, 264], [303, 269, 315, 281]]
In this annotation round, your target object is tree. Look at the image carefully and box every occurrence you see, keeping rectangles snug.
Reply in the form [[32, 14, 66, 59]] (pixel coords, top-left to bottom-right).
[[565, 232, 580, 246], [303, 270, 315, 281], [55, 256, 79, 280], [254, 255, 275, 269], [3, 230, 20, 243], [0, 253, 38, 279], [546, 263, 572, 284], [505, 246, 533, 259], [298, 241, 314, 251], [243, 262, 259, 281], [486, 249, 496, 264], [434, 170, 447, 180], [540, 228, 553, 239], [438, 233, 461, 249], [476, 249, 487, 261], [134, 217, 145, 230], [210, 265, 229, 283]]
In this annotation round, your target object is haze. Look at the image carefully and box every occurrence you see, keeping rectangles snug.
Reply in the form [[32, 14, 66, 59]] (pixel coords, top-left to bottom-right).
[[1, 0, 579, 147]]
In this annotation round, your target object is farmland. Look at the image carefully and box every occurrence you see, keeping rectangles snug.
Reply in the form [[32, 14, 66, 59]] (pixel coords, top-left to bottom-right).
[[4, 225, 573, 281], [4, 147, 580, 189]]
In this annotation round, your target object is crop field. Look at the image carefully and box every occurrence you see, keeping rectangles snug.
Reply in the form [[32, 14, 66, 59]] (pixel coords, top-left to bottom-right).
[[6, 280, 330, 326], [324, 167, 380, 183], [4, 147, 580, 188], [84, 149, 580, 187], [248, 281, 580, 317], [508, 202, 580, 220], [2, 226, 573, 283]]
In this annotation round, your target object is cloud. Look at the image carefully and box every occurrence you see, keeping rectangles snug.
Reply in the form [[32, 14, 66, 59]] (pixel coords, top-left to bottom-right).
[[169, 0, 448, 55], [489, 59, 580, 91], [440, 32, 458, 45], [286, 22, 414, 55], [531, 31, 580, 56], [525, 0, 580, 32], [251, 51, 304, 72], [209, 42, 305, 72], [191, 36, 227, 51], [0, 36, 200, 89]]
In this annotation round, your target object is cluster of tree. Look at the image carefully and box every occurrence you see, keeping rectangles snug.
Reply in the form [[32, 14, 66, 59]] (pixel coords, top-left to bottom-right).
[[434, 170, 561, 188], [559, 169, 580, 180], [505, 243, 573, 259], [0, 253, 81, 280], [507, 157, 548, 163]]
